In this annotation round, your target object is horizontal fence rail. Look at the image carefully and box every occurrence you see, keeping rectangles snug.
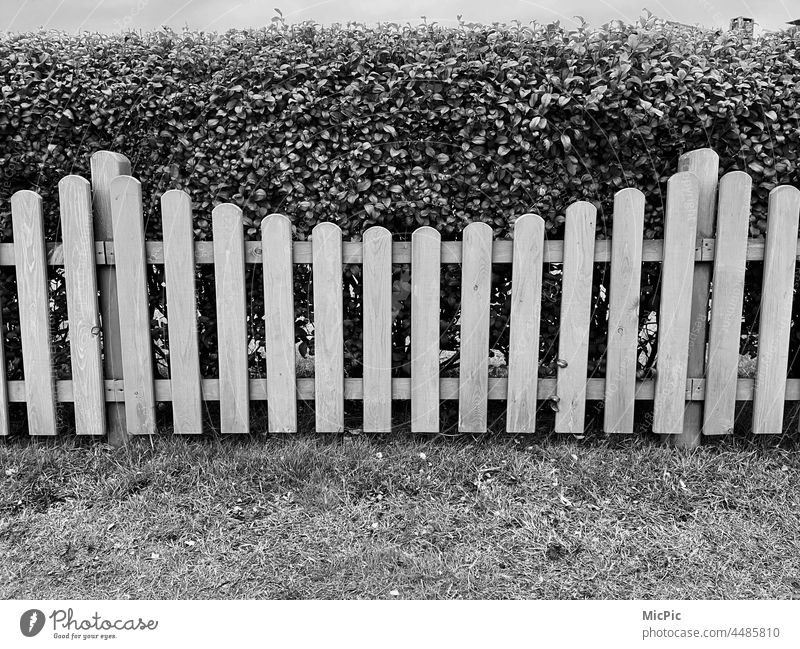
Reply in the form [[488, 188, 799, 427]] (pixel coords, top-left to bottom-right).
[[1, 148, 800, 442], [2, 239, 800, 266]]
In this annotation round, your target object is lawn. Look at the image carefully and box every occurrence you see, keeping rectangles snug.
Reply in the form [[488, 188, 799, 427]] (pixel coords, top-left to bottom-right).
[[1, 428, 799, 599]]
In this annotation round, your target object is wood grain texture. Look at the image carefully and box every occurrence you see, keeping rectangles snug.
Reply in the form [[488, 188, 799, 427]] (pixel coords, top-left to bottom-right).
[[13, 375, 788, 403], [653, 172, 700, 435], [11, 190, 57, 436], [410, 227, 441, 432], [362, 226, 392, 432], [90, 150, 131, 445], [0, 286, 8, 435], [458, 222, 493, 432], [604, 188, 645, 434], [312, 223, 344, 432], [59, 175, 105, 436], [506, 214, 544, 433], [753, 186, 800, 434], [212, 203, 249, 434], [677, 148, 719, 446], [110, 176, 156, 435], [555, 202, 597, 434], [162, 190, 203, 434], [96, 237, 786, 267], [261, 214, 297, 433], [703, 172, 751, 435]]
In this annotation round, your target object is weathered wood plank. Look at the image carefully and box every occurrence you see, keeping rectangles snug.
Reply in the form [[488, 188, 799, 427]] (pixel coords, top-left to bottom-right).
[[753, 186, 800, 434], [261, 214, 297, 433], [212, 203, 249, 434], [555, 202, 597, 434], [162, 190, 203, 434], [0, 284, 8, 435], [604, 188, 645, 434], [362, 226, 393, 432], [410, 227, 441, 432], [703, 172, 751, 435], [312, 223, 344, 432], [677, 148, 719, 447], [11, 191, 57, 436], [458, 222, 493, 432], [653, 172, 700, 434], [506, 214, 544, 433], [99, 238, 718, 266], [59, 176, 105, 436], [91, 151, 131, 445], [17, 375, 800, 403], [111, 176, 156, 435]]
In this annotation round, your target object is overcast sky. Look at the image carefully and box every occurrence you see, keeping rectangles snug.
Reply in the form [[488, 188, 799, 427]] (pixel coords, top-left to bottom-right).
[[4, 0, 799, 33]]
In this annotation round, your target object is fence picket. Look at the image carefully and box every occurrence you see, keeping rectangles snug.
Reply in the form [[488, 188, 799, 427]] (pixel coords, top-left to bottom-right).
[[363, 226, 392, 432], [212, 204, 249, 434], [162, 190, 203, 434], [261, 214, 297, 433], [8, 161, 800, 438], [677, 148, 720, 447], [411, 227, 441, 432], [59, 176, 105, 436], [555, 202, 597, 434], [506, 214, 544, 433], [11, 191, 57, 436], [653, 172, 700, 434], [111, 176, 156, 435], [312, 223, 344, 432], [0, 290, 8, 435], [90, 151, 131, 446], [753, 186, 800, 434], [703, 172, 751, 435], [458, 222, 493, 432], [604, 189, 645, 434]]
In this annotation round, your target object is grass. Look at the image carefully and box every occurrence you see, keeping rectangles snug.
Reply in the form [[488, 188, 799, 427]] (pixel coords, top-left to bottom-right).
[[2, 425, 800, 599]]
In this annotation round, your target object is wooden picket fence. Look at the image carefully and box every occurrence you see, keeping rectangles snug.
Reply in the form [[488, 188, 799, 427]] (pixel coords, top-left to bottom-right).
[[1, 147, 799, 444]]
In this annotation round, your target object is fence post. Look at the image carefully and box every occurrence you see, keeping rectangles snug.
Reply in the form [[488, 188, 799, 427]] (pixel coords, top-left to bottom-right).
[[674, 148, 719, 448], [90, 151, 131, 447]]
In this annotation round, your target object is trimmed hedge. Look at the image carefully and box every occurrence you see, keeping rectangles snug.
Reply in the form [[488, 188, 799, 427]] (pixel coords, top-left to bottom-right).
[[1, 17, 799, 396]]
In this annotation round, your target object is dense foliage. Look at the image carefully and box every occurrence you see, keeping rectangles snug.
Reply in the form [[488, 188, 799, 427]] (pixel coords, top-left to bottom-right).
[[1, 15, 799, 392]]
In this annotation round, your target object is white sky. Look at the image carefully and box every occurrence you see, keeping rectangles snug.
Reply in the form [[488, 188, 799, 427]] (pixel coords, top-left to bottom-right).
[[3, 0, 799, 33]]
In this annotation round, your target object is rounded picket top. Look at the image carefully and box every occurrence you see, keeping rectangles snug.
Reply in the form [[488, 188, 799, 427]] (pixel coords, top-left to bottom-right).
[[109, 174, 142, 199], [768, 183, 800, 203], [90, 150, 132, 174], [565, 200, 597, 221], [678, 147, 719, 172], [613, 186, 645, 205], [767, 185, 800, 227], [612, 188, 645, 224], [665, 171, 699, 218], [161, 188, 192, 212], [717, 172, 752, 223], [10, 189, 43, 214], [666, 169, 698, 192], [411, 225, 441, 243], [57, 174, 90, 192], [463, 220, 493, 236], [513, 213, 545, 238], [57, 177, 93, 234], [363, 225, 391, 244], [311, 221, 343, 245], [261, 214, 293, 257], [719, 170, 752, 189], [261, 212, 292, 233], [211, 202, 243, 232]]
